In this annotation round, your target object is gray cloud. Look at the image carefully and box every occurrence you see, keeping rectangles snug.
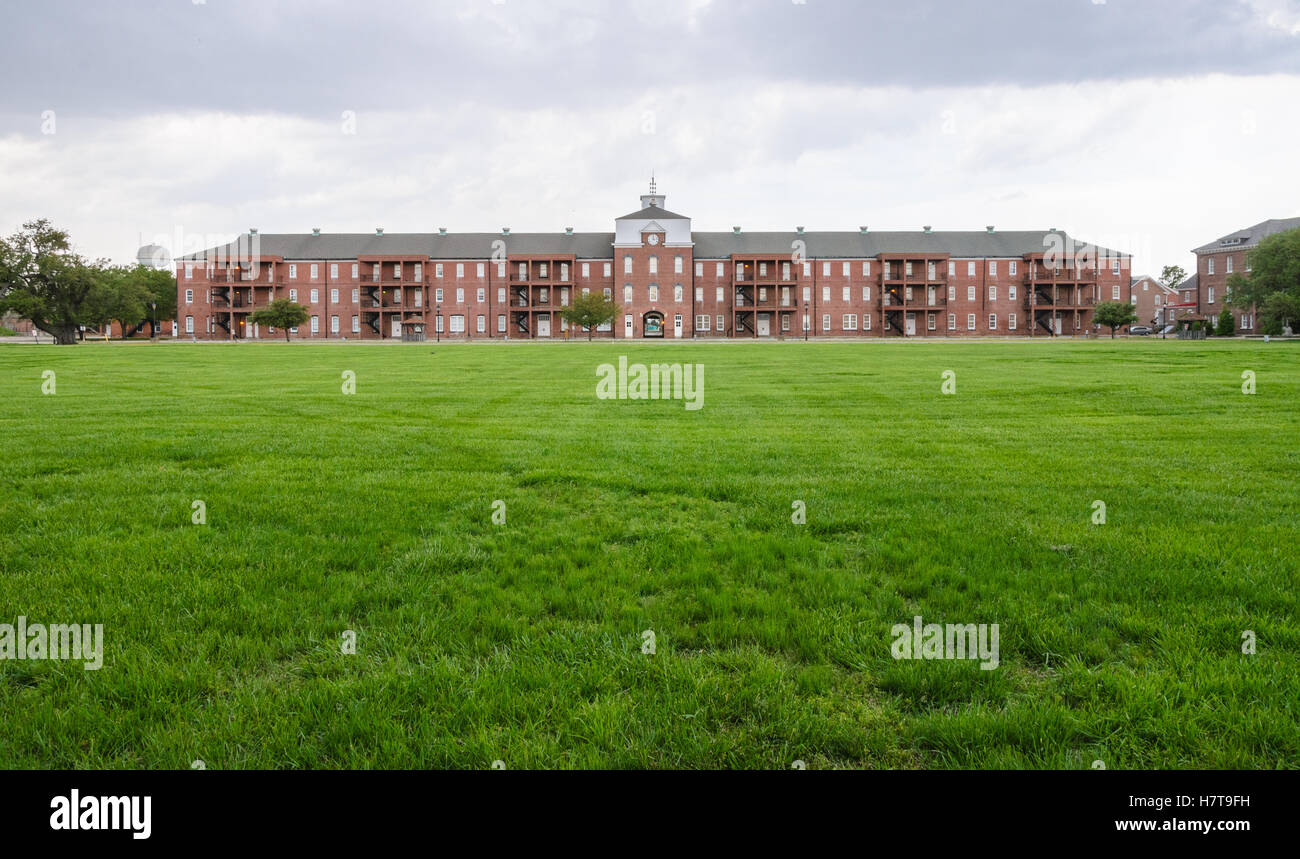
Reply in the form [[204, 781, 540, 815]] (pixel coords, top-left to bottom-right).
[[1, 0, 1298, 127]]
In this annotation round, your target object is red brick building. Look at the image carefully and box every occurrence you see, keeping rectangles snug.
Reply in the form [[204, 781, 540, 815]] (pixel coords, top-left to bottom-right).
[[1129, 275, 1179, 330], [1190, 217, 1300, 333], [176, 182, 1130, 340]]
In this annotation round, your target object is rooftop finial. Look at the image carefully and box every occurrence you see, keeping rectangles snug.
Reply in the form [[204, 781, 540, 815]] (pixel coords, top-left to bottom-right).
[[649, 172, 657, 196]]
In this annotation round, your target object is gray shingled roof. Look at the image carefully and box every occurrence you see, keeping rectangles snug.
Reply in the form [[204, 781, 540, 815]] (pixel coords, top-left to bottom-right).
[[1176, 273, 1199, 293], [180, 232, 617, 261], [616, 205, 690, 221], [181, 228, 1127, 262], [1193, 217, 1300, 254], [692, 230, 1125, 259]]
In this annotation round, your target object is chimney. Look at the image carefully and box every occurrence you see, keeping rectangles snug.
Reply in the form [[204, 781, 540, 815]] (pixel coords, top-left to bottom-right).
[[311, 228, 321, 237], [733, 226, 741, 235], [438, 227, 447, 237], [565, 227, 574, 236], [376, 227, 384, 237], [986, 225, 995, 233], [502, 227, 511, 236]]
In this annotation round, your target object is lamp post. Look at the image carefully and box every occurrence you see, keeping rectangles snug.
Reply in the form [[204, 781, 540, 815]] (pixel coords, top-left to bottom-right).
[[436, 304, 441, 343], [150, 300, 157, 340], [803, 301, 809, 341]]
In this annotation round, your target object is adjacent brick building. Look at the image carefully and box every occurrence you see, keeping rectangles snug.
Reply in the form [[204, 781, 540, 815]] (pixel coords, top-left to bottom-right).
[[176, 182, 1131, 340], [1190, 217, 1300, 333], [1129, 275, 1179, 329]]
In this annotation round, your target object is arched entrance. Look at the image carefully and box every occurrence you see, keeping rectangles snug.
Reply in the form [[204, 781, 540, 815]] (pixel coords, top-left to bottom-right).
[[643, 311, 665, 338]]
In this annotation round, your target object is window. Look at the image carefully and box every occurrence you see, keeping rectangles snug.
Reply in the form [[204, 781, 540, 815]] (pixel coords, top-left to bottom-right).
[[905, 262, 913, 277], [863, 261, 871, 276], [967, 286, 975, 301], [649, 284, 659, 302], [352, 315, 359, 333], [928, 314, 936, 330], [497, 315, 506, 333], [1009, 261, 1017, 276], [308, 264, 318, 280], [1112, 284, 1121, 300], [696, 314, 710, 331], [649, 256, 658, 275], [1226, 257, 1234, 274], [330, 288, 339, 303], [624, 256, 633, 275], [822, 313, 831, 331], [457, 263, 465, 278], [675, 256, 683, 275], [674, 284, 683, 302], [477, 315, 486, 334], [477, 263, 486, 278], [802, 286, 810, 302], [539, 263, 548, 278], [842, 262, 851, 277], [694, 262, 703, 277], [497, 287, 506, 303], [717, 286, 724, 302], [862, 286, 871, 301], [1008, 313, 1017, 330], [446, 315, 465, 334], [843, 314, 857, 330], [716, 314, 725, 330], [948, 261, 955, 276], [967, 314, 976, 331], [603, 288, 611, 300], [414, 263, 422, 280], [842, 286, 850, 301], [310, 316, 320, 334], [864, 314, 871, 330], [624, 285, 633, 304], [352, 289, 359, 303], [988, 261, 997, 276], [477, 288, 485, 303], [695, 287, 703, 301], [1113, 259, 1121, 275], [781, 314, 790, 332], [435, 264, 443, 278], [185, 265, 193, 280], [928, 262, 936, 280], [435, 288, 444, 303], [1207, 287, 1215, 304], [184, 289, 193, 304], [393, 263, 401, 280], [783, 262, 791, 280], [948, 286, 955, 301], [185, 315, 194, 333], [352, 264, 359, 279], [822, 286, 830, 302], [456, 288, 464, 303], [435, 316, 444, 334], [289, 264, 297, 279], [1246, 258, 1253, 273], [948, 313, 956, 330], [601, 262, 611, 278], [330, 315, 339, 334], [803, 262, 811, 277], [1009, 285, 1017, 300], [988, 314, 997, 330], [988, 286, 996, 301], [582, 263, 590, 278], [822, 262, 831, 277], [967, 261, 975, 276], [330, 264, 339, 280], [289, 288, 298, 302], [414, 291, 422, 308]]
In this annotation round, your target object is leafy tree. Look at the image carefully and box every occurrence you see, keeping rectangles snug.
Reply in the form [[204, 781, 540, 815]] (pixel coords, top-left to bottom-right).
[[1228, 226, 1300, 311], [1093, 301, 1137, 338], [118, 265, 177, 336], [0, 220, 103, 344], [1159, 264, 1188, 293], [104, 267, 154, 338], [250, 298, 311, 342], [560, 291, 619, 340], [1215, 307, 1235, 337], [1258, 291, 1300, 336]]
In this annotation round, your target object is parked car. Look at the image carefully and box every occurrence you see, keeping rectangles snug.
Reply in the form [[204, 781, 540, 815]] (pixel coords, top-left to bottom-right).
[[1129, 326, 1152, 336]]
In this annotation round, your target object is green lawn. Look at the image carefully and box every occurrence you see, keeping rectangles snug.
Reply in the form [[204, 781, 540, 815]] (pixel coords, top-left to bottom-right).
[[0, 338, 1296, 769]]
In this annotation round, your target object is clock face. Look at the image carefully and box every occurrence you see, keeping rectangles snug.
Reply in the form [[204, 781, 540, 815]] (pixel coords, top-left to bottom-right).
[[647, 234, 660, 245]]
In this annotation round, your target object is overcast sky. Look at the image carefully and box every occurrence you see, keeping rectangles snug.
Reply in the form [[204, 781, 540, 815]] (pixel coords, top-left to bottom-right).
[[1, 0, 1298, 275]]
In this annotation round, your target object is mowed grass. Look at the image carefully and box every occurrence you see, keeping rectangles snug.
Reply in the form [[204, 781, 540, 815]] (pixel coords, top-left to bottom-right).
[[0, 338, 1296, 770]]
